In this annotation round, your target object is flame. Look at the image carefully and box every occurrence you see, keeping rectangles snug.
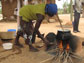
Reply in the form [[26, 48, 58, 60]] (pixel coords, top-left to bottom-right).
[[58, 41, 70, 51], [66, 43, 70, 51], [59, 41, 63, 49]]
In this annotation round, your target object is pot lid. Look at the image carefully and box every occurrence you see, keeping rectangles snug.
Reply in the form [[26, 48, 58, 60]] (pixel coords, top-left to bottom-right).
[[58, 29, 70, 32], [57, 29, 70, 32]]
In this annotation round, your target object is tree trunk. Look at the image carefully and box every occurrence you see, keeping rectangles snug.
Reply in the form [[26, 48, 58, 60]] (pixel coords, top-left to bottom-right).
[[46, 0, 55, 4], [82, 6, 84, 18], [1, 0, 17, 21], [1, 0, 56, 21]]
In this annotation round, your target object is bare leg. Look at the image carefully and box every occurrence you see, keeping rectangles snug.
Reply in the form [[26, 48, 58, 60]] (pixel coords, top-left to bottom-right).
[[21, 20, 39, 52], [15, 31, 24, 48], [24, 34, 39, 52], [15, 16, 23, 48]]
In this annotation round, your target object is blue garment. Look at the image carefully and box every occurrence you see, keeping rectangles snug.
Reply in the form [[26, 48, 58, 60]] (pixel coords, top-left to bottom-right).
[[45, 4, 58, 15]]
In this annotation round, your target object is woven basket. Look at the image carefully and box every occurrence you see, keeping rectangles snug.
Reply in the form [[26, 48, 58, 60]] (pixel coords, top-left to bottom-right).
[[0, 32, 15, 39]]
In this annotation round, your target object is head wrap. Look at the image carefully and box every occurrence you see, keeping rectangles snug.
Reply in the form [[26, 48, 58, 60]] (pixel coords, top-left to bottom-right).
[[45, 4, 58, 15]]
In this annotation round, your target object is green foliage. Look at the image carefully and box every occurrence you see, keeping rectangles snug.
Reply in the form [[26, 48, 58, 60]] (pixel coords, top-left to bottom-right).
[[63, 2, 71, 14], [0, 9, 2, 14], [58, 2, 71, 14], [58, 9, 63, 14], [0, 1, 2, 14], [67, 3, 71, 13]]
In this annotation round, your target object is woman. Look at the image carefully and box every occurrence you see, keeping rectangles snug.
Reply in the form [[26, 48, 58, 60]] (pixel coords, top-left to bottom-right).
[[15, 3, 60, 52]]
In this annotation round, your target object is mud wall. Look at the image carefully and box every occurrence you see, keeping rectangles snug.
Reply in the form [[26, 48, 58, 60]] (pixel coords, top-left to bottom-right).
[[1, 0, 17, 21]]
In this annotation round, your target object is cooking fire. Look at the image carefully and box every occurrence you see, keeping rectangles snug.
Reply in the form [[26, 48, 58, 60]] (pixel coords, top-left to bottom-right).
[[41, 29, 83, 63]]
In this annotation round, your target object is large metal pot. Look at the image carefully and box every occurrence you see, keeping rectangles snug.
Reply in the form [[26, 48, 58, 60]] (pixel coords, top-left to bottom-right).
[[0, 32, 15, 39], [56, 29, 72, 40]]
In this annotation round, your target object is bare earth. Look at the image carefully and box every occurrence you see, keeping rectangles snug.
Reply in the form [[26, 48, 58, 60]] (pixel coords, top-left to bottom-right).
[[0, 14, 84, 63]]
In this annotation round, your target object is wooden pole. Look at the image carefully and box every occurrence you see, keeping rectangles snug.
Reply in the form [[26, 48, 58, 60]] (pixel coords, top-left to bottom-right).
[[70, 0, 73, 22], [17, 0, 20, 27], [45, 0, 47, 4]]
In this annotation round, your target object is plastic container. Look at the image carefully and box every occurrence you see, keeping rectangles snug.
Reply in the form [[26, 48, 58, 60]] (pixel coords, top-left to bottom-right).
[[2, 43, 13, 50], [56, 29, 72, 40], [7, 29, 16, 32]]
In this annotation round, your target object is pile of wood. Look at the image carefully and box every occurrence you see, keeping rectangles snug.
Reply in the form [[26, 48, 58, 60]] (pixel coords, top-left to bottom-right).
[[40, 47, 83, 63]]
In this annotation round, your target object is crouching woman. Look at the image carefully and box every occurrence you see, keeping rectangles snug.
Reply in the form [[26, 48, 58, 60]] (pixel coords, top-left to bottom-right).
[[14, 3, 59, 52]]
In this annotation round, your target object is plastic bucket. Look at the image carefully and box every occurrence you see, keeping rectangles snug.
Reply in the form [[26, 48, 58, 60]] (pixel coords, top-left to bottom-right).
[[2, 43, 13, 50]]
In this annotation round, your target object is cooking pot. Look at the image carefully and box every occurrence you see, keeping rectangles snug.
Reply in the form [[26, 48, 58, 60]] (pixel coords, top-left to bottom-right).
[[45, 32, 56, 44], [56, 29, 72, 40]]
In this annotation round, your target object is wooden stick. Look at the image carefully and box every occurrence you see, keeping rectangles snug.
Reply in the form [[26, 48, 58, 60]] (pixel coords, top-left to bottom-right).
[[40, 57, 54, 63]]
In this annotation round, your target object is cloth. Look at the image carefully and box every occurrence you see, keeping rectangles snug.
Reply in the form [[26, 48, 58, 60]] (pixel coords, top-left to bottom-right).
[[45, 4, 58, 15], [72, 0, 82, 13], [18, 18, 34, 44], [73, 0, 82, 31], [19, 4, 46, 22]]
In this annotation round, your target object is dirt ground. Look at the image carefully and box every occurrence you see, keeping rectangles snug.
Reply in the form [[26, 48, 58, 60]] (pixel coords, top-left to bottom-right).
[[0, 14, 84, 63]]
